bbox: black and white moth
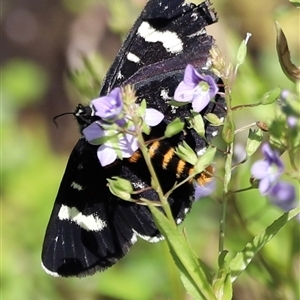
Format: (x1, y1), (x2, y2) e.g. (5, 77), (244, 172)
(42, 0), (226, 277)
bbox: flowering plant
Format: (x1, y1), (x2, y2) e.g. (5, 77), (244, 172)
(173, 64), (219, 112)
(73, 26), (299, 300)
(82, 87), (164, 166)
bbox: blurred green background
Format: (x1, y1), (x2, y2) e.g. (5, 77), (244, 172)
(2, 0), (299, 299)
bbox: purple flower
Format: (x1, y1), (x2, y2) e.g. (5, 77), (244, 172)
(82, 89), (164, 166)
(173, 64), (218, 112)
(287, 116), (297, 128)
(91, 88), (123, 122)
(268, 181), (296, 211)
(280, 89), (290, 100)
(194, 179), (216, 200)
(82, 122), (105, 142)
(96, 131), (139, 166)
(251, 143), (296, 211)
(251, 144), (284, 195)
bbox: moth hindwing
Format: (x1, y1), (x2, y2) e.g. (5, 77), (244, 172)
(42, 0), (225, 277)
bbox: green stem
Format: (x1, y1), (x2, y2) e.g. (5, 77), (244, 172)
(218, 196), (228, 255)
(137, 133), (176, 225)
(227, 186), (255, 196)
(232, 102), (260, 111)
(219, 143), (233, 255)
(234, 122), (257, 134)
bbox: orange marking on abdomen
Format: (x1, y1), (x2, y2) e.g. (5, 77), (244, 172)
(195, 165), (214, 186)
(176, 160), (186, 178)
(148, 141), (160, 158)
(128, 151), (142, 163)
(162, 148), (175, 169)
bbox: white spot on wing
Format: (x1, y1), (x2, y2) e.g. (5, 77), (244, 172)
(176, 218), (183, 225)
(160, 89), (170, 100)
(132, 181), (146, 189)
(127, 52), (141, 63)
(197, 147), (207, 156)
(131, 234), (138, 244)
(133, 230), (164, 243)
(58, 205), (106, 231)
(71, 181), (83, 191)
(212, 130), (219, 137)
(191, 12), (198, 21)
(160, 89), (177, 113)
(170, 105), (178, 114)
(137, 21), (183, 54)
(41, 262), (60, 277)
(187, 28), (206, 38)
(117, 71), (123, 79)
(184, 208), (190, 214)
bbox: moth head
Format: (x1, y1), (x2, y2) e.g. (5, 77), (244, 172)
(74, 104), (98, 130)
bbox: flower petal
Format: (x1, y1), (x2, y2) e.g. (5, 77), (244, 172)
(251, 143), (285, 196)
(194, 179), (216, 200)
(251, 160), (270, 179)
(144, 108), (164, 126)
(174, 65), (218, 112)
(183, 64), (202, 87)
(259, 176), (274, 195)
(97, 143), (117, 166)
(191, 89), (211, 112)
(261, 143), (284, 172)
(287, 116), (297, 127)
(268, 181), (296, 211)
(173, 81), (196, 103)
(118, 133), (139, 158)
(82, 122), (104, 142)
(205, 75), (219, 98)
(92, 87), (123, 121)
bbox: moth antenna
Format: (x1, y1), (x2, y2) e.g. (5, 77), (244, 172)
(53, 112), (75, 128)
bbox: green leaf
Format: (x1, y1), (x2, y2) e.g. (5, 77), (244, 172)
(275, 21), (300, 82)
(190, 114), (205, 137)
(180, 273), (203, 300)
(213, 251), (233, 300)
(204, 113), (224, 126)
(107, 176), (133, 201)
(164, 118), (185, 138)
(147, 203), (216, 300)
(289, 0), (300, 8)
(223, 273), (233, 300)
(194, 146), (217, 175)
(136, 99), (147, 117)
(229, 206), (300, 282)
(223, 143), (233, 193)
(260, 87), (281, 105)
(168, 99), (190, 107)
(218, 250), (229, 270)
(175, 141), (198, 166)
(222, 112), (235, 143)
(142, 122), (151, 135)
(246, 129), (263, 156)
(213, 273), (232, 300)
(221, 273), (233, 300)
(235, 33), (252, 67)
